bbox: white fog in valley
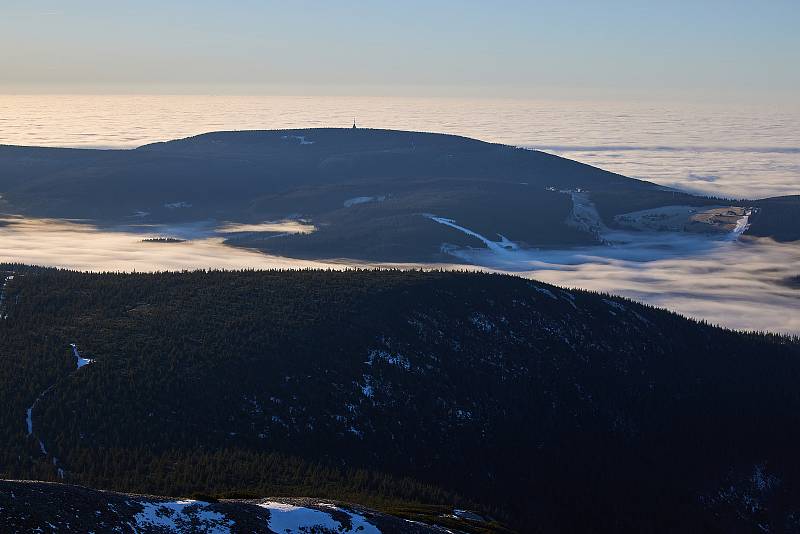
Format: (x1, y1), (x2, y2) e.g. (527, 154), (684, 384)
(453, 233), (800, 335)
(0, 217), (798, 334)
(0, 218), (339, 272)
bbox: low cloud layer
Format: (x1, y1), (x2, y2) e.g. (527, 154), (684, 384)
(0, 217), (797, 334)
(0, 218), (337, 272)
(687, 173), (720, 183)
(1, 95), (798, 200)
(446, 230), (800, 335)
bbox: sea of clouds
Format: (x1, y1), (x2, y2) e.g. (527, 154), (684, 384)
(1, 95), (797, 199)
(0, 95), (797, 333)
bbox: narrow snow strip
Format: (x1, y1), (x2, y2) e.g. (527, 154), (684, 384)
(25, 383), (57, 457)
(0, 273), (14, 319)
(26, 343), (93, 464)
(453, 509), (487, 521)
(164, 201), (192, 209)
(533, 286), (557, 300)
(560, 290), (578, 309)
(425, 215), (515, 253)
(70, 343), (94, 369)
(259, 501), (381, 533)
(133, 500), (234, 533)
(344, 195), (386, 208)
(25, 406), (33, 435)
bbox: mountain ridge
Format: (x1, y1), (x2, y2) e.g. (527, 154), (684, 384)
(1, 128), (796, 263)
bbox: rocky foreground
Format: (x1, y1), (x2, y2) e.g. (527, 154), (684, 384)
(0, 480), (482, 533)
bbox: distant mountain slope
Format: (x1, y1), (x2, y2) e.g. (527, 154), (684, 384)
(3, 128), (795, 262)
(0, 266), (799, 532)
(749, 195), (800, 242)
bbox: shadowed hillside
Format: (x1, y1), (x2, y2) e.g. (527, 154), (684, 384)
(0, 266), (798, 532)
(2, 129), (795, 262)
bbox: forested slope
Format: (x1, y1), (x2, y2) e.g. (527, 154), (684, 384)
(0, 266), (798, 532)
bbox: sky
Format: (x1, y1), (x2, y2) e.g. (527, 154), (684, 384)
(1, 0), (799, 101)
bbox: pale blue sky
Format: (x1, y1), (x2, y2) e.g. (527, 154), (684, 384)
(1, 0), (798, 101)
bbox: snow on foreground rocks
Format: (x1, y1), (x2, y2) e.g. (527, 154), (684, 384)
(132, 498), (383, 533)
(134, 499), (234, 533)
(0, 480), (476, 532)
(259, 501), (382, 533)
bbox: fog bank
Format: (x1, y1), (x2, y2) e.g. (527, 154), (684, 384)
(0, 217), (797, 334)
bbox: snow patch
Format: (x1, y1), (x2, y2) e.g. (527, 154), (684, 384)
(281, 135), (314, 145)
(730, 209), (752, 240)
(564, 191), (606, 239)
(133, 500), (233, 533)
(71, 343), (94, 369)
(344, 195), (386, 208)
(360, 375), (375, 399)
(469, 312), (496, 333)
(217, 220), (316, 235)
(366, 349), (411, 370)
(455, 409), (473, 422)
(259, 501), (381, 533)
(164, 201), (192, 209)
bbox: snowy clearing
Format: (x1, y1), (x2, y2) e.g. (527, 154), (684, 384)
(564, 191), (606, 238)
(615, 205), (750, 236)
